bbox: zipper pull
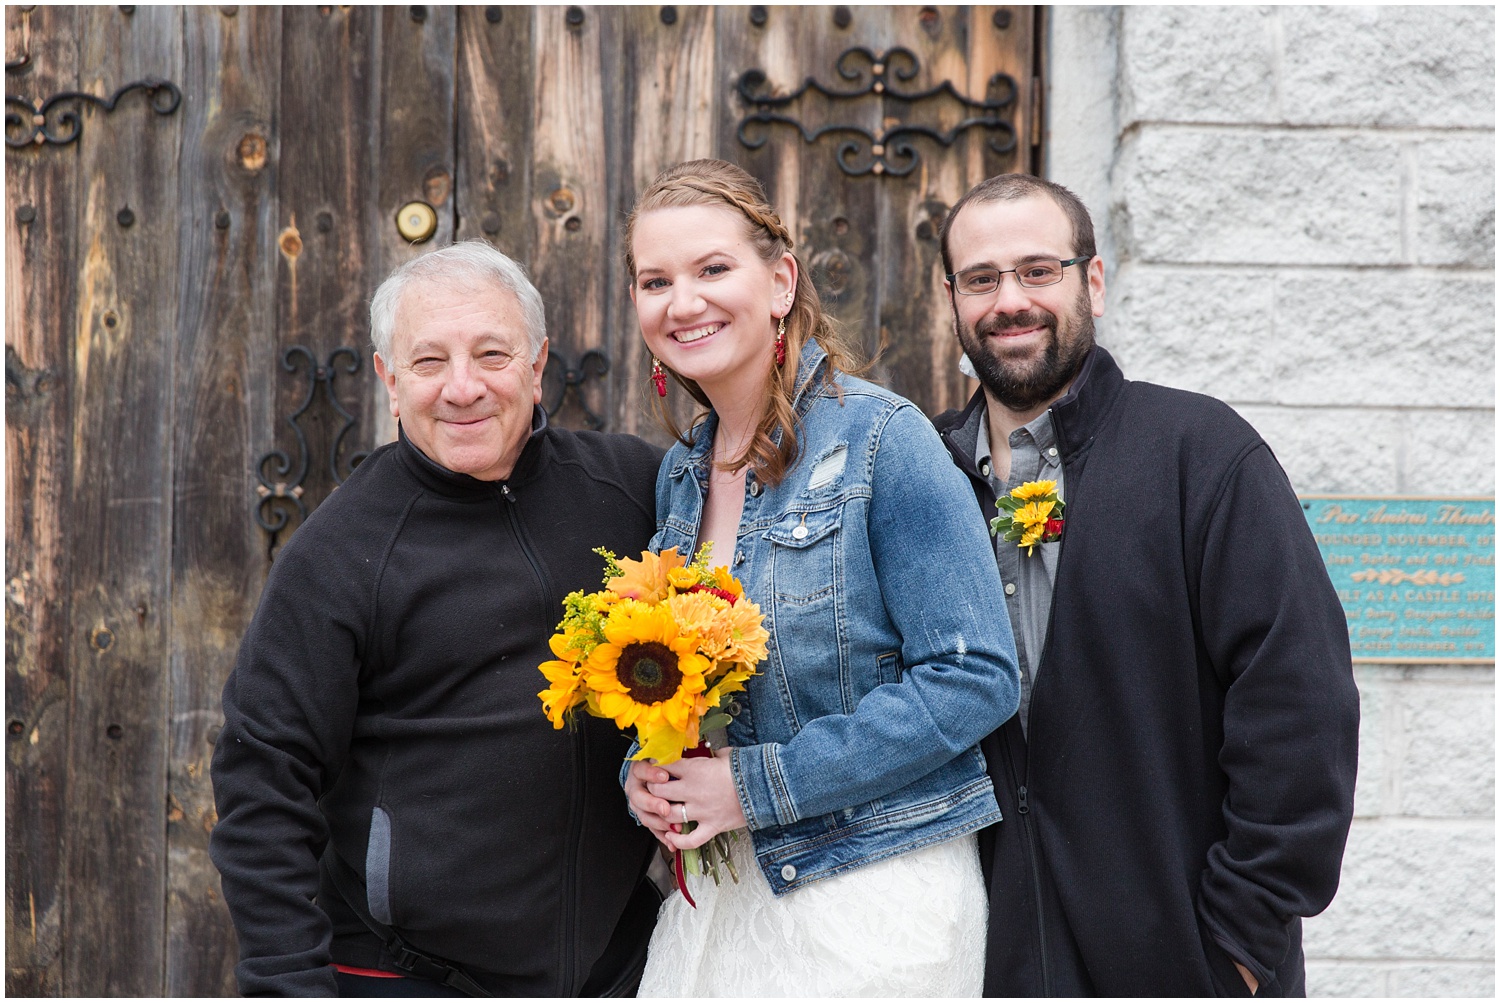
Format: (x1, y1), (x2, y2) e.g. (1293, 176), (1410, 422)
(1017, 785), (1029, 814)
(501, 484), (516, 503)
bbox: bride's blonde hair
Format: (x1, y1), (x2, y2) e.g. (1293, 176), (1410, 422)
(626, 159), (866, 487)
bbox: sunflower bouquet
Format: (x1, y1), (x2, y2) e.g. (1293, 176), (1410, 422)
(537, 545), (769, 903)
(992, 479), (1066, 556)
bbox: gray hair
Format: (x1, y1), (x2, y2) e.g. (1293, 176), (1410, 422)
(369, 240), (548, 361)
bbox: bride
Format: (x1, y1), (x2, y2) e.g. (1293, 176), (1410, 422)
(622, 159), (1020, 997)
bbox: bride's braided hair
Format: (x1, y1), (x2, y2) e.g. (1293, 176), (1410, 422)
(626, 159), (866, 486)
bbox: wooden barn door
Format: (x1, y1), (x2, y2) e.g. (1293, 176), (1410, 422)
(4, 6), (1038, 995)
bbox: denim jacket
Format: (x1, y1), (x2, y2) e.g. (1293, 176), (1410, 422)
(650, 342), (1020, 895)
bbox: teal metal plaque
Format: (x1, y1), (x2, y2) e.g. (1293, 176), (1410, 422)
(1301, 497), (1495, 663)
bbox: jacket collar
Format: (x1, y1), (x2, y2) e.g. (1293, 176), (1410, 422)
(396, 404), (550, 496)
(936, 345), (1125, 465)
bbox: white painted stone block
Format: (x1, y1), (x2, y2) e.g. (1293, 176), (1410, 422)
(1115, 129), (1404, 265)
(1398, 681), (1496, 817)
(1268, 271), (1494, 408)
(1305, 961), (1388, 997)
(1106, 268), (1493, 409)
(1400, 410), (1497, 494)
(1415, 136), (1497, 266)
(1281, 6), (1496, 129)
(1103, 265), (1274, 401)
(1045, 5), (1121, 267)
(1390, 962), (1497, 997)
(1351, 673), (1390, 819)
(1119, 6), (1275, 125)
(1303, 820), (1494, 958)
(1233, 406), (1402, 495)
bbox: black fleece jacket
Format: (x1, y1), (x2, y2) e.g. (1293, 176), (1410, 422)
(210, 413), (662, 996)
(935, 347), (1358, 997)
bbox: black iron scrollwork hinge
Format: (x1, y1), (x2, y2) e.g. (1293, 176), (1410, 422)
(736, 46), (1017, 177)
(543, 349), (610, 430)
(4, 78), (181, 148)
(254, 347), (368, 555)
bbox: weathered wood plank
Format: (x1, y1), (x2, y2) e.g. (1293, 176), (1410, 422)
(269, 6), (380, 546)
(873, 5), (996, 415)
(370, 5), (457, 443)
(4, 5), (81, 995)
(717, 5), (887, 391)
(164, 7), (281, 995)
(454, 5), (534, 264)
(529, 5), (614, 432)
(609, 5), (719, 439)
(62, 5), (183, 994)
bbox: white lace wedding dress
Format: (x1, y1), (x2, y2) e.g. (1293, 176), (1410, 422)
(636, 831), (986, 997)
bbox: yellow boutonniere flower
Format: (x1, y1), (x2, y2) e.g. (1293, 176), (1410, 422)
(991, 481), (1066, 556)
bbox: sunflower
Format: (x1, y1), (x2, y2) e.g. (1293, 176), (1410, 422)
(584, 599), (710, 763)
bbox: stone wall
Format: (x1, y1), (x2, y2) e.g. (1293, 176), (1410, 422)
(1047, 6), (1495, 997)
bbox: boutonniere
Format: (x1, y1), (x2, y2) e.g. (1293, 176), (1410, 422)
(991, 480), (1065, 556)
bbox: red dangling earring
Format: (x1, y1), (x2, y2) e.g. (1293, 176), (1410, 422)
(774, 316), (787, 366)
(651, 356), (668, 398)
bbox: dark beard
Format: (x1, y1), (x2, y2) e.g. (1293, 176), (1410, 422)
(955, 290), (1095, 412)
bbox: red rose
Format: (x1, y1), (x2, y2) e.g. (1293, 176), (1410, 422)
(1045, 518), (1065, 537)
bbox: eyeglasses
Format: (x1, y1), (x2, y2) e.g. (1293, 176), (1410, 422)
(946, 257), (1092, 296)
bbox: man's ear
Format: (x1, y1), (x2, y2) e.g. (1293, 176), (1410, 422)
(373, 351), (400, 418)
(530, 338), (549, 406)
(1086, 256), (1106, 319)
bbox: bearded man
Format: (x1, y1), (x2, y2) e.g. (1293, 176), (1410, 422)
(933, 175), (1359, 997)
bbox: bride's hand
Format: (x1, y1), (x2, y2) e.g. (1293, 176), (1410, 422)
(624, 760), (678, 848)
(647, 748), (747, 850)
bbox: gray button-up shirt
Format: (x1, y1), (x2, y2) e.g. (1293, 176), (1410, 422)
(976, 408), (1064, 735)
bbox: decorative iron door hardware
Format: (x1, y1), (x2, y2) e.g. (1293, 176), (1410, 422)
(543, 349), (610, 430)
(736, 46), (1017, 177)
(4, 78), (181, 148)
(254, 346), (368, 552)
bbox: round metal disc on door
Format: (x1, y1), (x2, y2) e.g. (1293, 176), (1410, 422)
(395, 201), (437, 243)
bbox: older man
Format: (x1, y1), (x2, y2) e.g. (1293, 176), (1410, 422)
(934, 176), (1359, 996)
(211, 242), (662, 996)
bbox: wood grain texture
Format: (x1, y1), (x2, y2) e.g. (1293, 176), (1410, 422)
(2, 8), (1041, 995)
(609, 5), (719, 437)
(270, 6), (380, 540)
(454, 5), (535, 262)
(164, 7), (281, 995)
(529, 6), (614, 432)
(875, 5), (992, 414)
(372, 5), (457, 445)
(4, 5), (81, 995)
(62, 5), (182, 993)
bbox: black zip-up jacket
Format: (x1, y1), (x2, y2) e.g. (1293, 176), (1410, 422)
(935, 347), (1358, 997)
(210, 412), (662, 996)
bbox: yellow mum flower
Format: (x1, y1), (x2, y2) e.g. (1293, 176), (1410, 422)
(716, 599), (770, 666)
(666, 591), (730, 654)
(1010, 480), (1058, 503)
(666, 566), (701, 592)
(584, 600), (710, 763)
(1012, 499), (1056, 526)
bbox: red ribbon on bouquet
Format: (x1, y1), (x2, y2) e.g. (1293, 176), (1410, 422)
(670, 742), (715, 909)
